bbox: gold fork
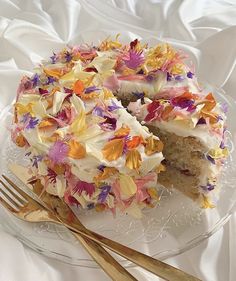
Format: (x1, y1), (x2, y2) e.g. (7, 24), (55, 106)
(1, 174), (202, 281)
(0, 176), (137, 281)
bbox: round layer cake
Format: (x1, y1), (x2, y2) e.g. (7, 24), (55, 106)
(11, 36), (228, 216)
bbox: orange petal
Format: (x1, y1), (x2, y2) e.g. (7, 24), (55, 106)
(73, 80), (85, 95)
(161, 105), (173, 121)
(38, 119), (56, 129)
(15, 134), (27, 147)
(43, 132), (61, 142)
(68, 139), (86, 159)
(125, 149), (142, 170)
(114, 125), (130, 137)
(145, 136), (163, 156)
(53, 164), (66, 175)
(126, 136), (143, 149)
(94, 167), (118, 182)
(201, 110), (218, 124)
(102, 138), (124, 161)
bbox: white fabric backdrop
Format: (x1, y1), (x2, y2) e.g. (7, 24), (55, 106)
(0, 0), (236, 280)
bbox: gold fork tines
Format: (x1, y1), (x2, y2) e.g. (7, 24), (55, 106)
(0, 176), (138, 281)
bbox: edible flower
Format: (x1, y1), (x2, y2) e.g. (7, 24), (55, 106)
(145, 136), (164, 155)
(68, 139), (86, 159)
(126, 136), (143, 149)
(114, 125), (130, 137)
(73, 180), (95, 197)
(73, 80), (85, 95)
(102, 138), (125, 161)
(98, 185), (111, 203)
(123, 49), (145, 70)
(125, 149), (142, 170)
(48, 141), (69, 163)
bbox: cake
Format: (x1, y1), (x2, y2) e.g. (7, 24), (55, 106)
(11, 35), (228, 216)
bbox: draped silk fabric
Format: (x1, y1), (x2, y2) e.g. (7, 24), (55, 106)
(0, 0), (235, 280)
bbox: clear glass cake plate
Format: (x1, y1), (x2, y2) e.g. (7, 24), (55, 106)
(0, 88), (235, 268)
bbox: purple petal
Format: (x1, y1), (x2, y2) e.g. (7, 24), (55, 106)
(97, 164), (105, 171)
(100, 116), (117, 131)
(98, 185), (111, 203)
(31, 73), (40, 87)
(175, 75), (185, 81)
(220, 141), (225, 149)
(171, 98), (194, 109)
(85, 86), (100, 94)
(124, 50), (145, 70)
(206, 154), (215, 164)
(48, 141), (69, 163)
(26, 117), (39, 129)
(132, 92), (144, 99)
(93, 106), (104, 117)
(197, 117), (206, 125)
(46, 76), (56, 85)
(187, 71), (194, 79)
(167, 72), (172, 81)
(50, 52), (57, 64)
(32, 155), (43, 168)
(65, 51), (72, 62)
(107, 100), (122, 111)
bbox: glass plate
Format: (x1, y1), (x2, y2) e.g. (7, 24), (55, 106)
(0, 89), (235, 268)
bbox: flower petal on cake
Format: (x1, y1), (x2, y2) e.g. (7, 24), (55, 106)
(125, 149), (142, 170)
(114, 125), (130, 137)
(52, 91), (68, 114)
(102, 138), (125, 161)
(119, 174), (137, 199)
(145, 136), (164, 155)
(73, 80), (85, 95)
(88, 56), (116, 73)
(68, 139), (86, 159)
(208, 147), (229, 159)
(94, 167), (118, 182)
(126, 136), (143, 149)
(48, 141), (69, 163)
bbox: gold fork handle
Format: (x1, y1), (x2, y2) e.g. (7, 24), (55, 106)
(70, 226), (201, 281)
(73, 232), (137, 281)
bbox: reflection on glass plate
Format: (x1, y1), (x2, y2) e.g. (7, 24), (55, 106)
(0, 89), (235, 268)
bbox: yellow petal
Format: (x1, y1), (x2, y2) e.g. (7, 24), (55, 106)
(201, 195), (215, 209)
(38, 119), (55, 129)
(102, 138), (124, 161)
(94, 167), (118, 182)
(147, 187), (159, 200)
(156, 163), (166, 174)
(119, 174), (137, 198)
(208, 147), (229, 159)
(125, 149), (142, 170)
(102, 88), (114, 100)
(70, 115), (87, 135)
(68, 139), (86, 159)
(114, 125), (130, 137)
(15, 102), (34, 115)
(145, 136), (164, 156)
